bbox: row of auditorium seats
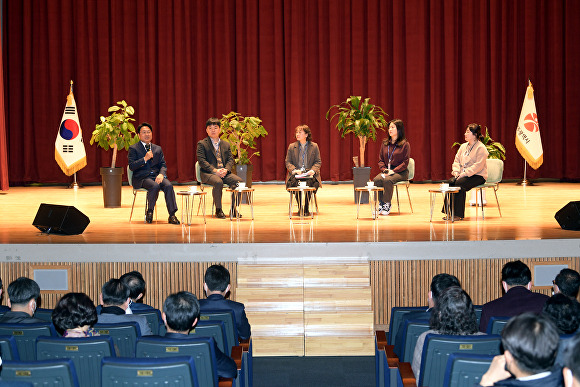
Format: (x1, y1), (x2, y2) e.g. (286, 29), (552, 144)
(0, 309), (252, 387)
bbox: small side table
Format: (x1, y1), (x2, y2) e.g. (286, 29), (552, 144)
(429, 187), (461, 222)
(226, 187), (255, 220)
(355, 186), (383, 219)
(287, 186), (317, 219)
(177, 190), (207, 225)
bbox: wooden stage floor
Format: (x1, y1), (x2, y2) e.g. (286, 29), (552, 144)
(0, 182), (578, 244)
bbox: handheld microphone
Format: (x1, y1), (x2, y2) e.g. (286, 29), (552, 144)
(145, 143), (151, 152)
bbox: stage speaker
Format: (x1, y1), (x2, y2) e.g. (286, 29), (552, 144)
(555, 201), (580, 231)
(32, 203), (90, 235)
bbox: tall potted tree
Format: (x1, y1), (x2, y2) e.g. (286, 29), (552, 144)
(219, 111), (268, 187)
(90, 100), (139, 208)
(326, 96), (389, 202)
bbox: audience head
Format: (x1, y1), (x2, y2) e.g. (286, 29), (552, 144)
(466, 123), (483, 141)
(100, 278), (130, 308)
(430, 286), (478, 335)
(7, 277), (40, 315)
(120, 271), (146, 302)
(204, 264), (231, 295)
(429, 273), (461, 308)
(52, 292), (98, 335)
(501, 313), (559, 377)
(554, 268), (580, 299)
(386, 119), (405, 144)
(295, 124), (312, 142)
(162, 291), (200, 333)
(501, 260), (532, 290)
(542, 293), (580, 334)
(563, 333), (580, 387)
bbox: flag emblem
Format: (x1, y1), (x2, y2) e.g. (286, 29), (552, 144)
(59, 119), (80, 140)
(523, 113), (539, 132)
(55, 82), (87, 176)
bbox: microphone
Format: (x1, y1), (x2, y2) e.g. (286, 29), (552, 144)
(145, 144), (151, 152)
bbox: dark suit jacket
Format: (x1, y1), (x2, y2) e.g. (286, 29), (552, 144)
(199, 294), (251, 340)
(196, 137), (235, 183)
(97, 306), (153, 336)
(285, 141), (322, 186)
(0, 311), (45, 324)
(128, 142), (168, 189)
(479, 286), (549, 332)
(479, 366), (563, 386)
(164, 331), (237, 378)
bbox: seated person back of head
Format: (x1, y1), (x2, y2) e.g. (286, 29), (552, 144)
(162, 291), (237, 379)
(563, 333), (580, 387)
(479, 260), (549, 332)
(199, 264), (251, 340)
(97, 278), (152, 335)
(120, 270), (154, 313)
(52, 292), (100, 337)
(554, 268), (580, 300)
(0, 277), (44, 324)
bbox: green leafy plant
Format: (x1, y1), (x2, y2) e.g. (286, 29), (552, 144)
(452, 126), (506, 160)
(90, 100), (139, 168)
(219, 111), (268, 165)
(326, 96), (389, 167)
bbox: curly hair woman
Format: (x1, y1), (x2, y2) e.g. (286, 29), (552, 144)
(52, 292), (99, 337)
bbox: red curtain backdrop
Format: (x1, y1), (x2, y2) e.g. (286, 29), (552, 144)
(2, 0), (580, 185)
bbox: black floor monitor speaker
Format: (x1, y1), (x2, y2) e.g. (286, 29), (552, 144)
(32, 203), (90, 235)
(555, 201), (580, 231)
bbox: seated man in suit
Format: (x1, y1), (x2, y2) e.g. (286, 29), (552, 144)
(553, 268), (580, 300)
(0, 277), (45, 324)
(197, 117), (243, 219)
(563, 333), (580, 387)
(393, 273), (460, 357)
(128, 122), (179, 224)
(199, 264), (251, 340)
(97, 278), (152, 335)
(479, 260), (549, 332)
(120, 270), (154, 313)
(479, 313), (562, 386)
(162, 291), (237, 379)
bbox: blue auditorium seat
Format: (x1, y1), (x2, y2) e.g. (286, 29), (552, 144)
(101, 356), (199, 387)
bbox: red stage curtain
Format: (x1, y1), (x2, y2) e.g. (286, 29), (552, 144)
(3, 0), (580, 185)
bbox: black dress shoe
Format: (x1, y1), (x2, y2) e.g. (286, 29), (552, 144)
(145, 210), (154, 224)
(168, 215), (180, 225)
(215, 208), (226, 219)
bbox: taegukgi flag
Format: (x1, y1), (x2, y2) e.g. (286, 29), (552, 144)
(515, 81), (543, 169)
(55, 81), (87, 176)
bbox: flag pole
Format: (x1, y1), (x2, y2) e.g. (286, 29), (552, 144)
(65, 80), (83, 189)
(516, 159), (534, 186)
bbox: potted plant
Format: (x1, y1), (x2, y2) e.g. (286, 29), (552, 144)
(219, 111), (268, 188)
(90, 100), (139, 208)
(452, 126), (506, 205)
(326, 96), (389, 202)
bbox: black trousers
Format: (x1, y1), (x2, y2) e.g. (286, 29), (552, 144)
(141, 177), (178, 215)
(287, 175), (319, 210)
(442, 175), (486, 218)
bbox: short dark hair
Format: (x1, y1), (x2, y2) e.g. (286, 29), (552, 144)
(7, 277), (40, 305)
(120, 271), (146, 300)
(430, 286), (478, 335)
(542, 293), (580, 334)
(137, 122), (153, 134)
(101, 278), (130, 306)
(163, 291), (200, 332)
(52, 293), (98, 333)
(554, 268), (580, 298)
(206, 117), (221, 128)
(430, 273), (461, 303)
(501, 260), (531, 286)
(204, 264), (230, 292)
(295, 125), (312, 142)
(564, 333), (580, 381)
(501, 313), (559, 375)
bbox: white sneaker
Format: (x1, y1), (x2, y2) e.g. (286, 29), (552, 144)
(380, 203), (391, 216)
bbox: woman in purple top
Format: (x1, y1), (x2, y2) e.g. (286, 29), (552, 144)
(372, 119), (411, 215)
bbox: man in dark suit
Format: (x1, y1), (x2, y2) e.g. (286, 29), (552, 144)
(120, 271), (154, 313)
(197, 117), (243, 219)
(162, 291), (237, 379)
(479, 260), (549, 332)
(128, 122), (179, 224)
(0, 277), (44, 324)
(199, 264), (251, 340)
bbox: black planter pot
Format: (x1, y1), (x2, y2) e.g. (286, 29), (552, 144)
(234, 164), (253, 204)
(353, 167), (371, 204)
(100, 167), (123, 208)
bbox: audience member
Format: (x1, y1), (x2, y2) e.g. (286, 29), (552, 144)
(162, 291), (237, 379)
(199, 264), (251, 340)
(554, 268), (580, 299)
(542, 293), (580, 334)
(411, 286), (482, 382)
(479, 260), (549, 332)
(479, 313), (562, 386)
(393, 273), (460, 357)
(0, 277), (44, 324)
(97, 278), (152, 335)
(120, 270), (154, 313)
(52, 292), (99, 337)
(563, 333), (580, 387)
